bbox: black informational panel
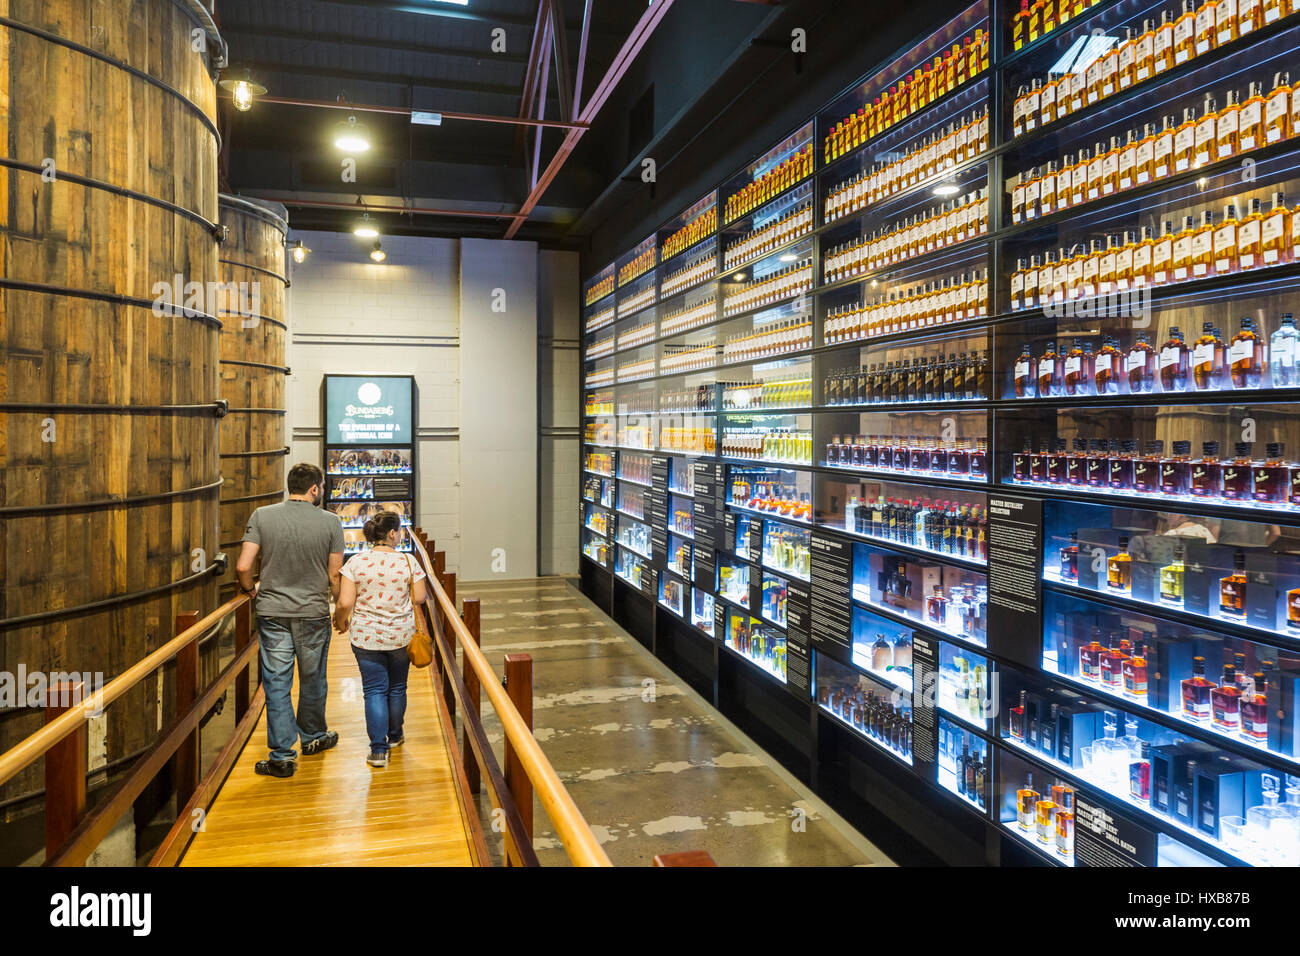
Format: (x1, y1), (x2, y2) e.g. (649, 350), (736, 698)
(910, 631), (939, 773)
(321, 374), (418, 554)
(1074, 791), (1157, 867)
(986, 494), (1043, 669)
(786, 625), (811, 698)
(809, 531), (853, 664)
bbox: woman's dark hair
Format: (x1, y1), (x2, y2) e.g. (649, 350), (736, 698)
(363, 509), (402, 544)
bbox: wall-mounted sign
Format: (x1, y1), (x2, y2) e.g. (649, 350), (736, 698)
(325, 375), (414, 445)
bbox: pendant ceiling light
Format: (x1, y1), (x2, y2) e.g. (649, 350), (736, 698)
(354, 212), (379, 239)
(335, 114), (371, 152)
(290, 240), (310, 264)
(218, 70), (266, 111)
(369, 241), (386, 263)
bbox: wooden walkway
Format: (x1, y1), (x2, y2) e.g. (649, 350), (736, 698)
(181, 630), (473, 866)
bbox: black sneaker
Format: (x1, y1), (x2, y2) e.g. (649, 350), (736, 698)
(255, 759), (295, 778)
(387, 734), (404, 749)
(366, 750), (389, 768)
(301, 731), (339, 755)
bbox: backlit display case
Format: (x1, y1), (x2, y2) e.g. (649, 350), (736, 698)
(577, 0), (1300, 867)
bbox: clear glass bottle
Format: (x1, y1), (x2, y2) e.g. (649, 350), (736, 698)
(1271, 312), (1298, 385)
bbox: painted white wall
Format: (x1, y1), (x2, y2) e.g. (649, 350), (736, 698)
(282, 229), (577, 579)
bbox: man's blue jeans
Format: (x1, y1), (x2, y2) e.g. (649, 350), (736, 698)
(351, 646), (410, 754)
(258, 616), (332, 762)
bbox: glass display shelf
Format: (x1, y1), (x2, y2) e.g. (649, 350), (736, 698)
(1042, 498), (1300, 645)
(691, 587), (716, 636)
(668, 457), (697, 496)
(328, 476), (374, 500)
(759, 571), (788, 628)
(658, 286), (720, 340)
(615, 515), (652, 560)
(326, 447), (413, 475)
(667, 532), (693, 581)
(851, 540), (990, 647)
(998, 687), (1299, 868)
(726, 463), (814, 524)
(721, 122), (815, 228)
(821, 333), (991, 407)
(328, 501), (413, 530)
(616, 450), (652, 486)
(584, 388), (615, 418)
(1043, 587), (1300, 769)
(617, 232), (657, 289)
(761, 517), (812, 581)
(818, 476), (990, 568)
(998, 748), (1079, 865)
(668, 493), (695, 539)
(721, 183), (814, 275)
(723, 411), (814, 469)
(716, 557), (751, 609)
(816, 653), (915, 765)
(583, 502), (613, 538)
(733, 513), (758, 560)
(939, 715), (990, 811)
(658, 236), (718, 302)
(850, 606), (916, 693)
(937, 640), (993, 731)
(343, 527), (413, 555)
(997, 399), (1300, 525)
(585, 300), (617, 335)
(616, 483), (647, 522)
(658, 573), (686, 618)
(581, 528), (611, 567)
(658, 189), (718, 265)
(723, 606), (788, 684)
(584, 261), (615, 309)
(614, 546), (652, 590)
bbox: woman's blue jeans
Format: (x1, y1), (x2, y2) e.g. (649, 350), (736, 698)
(351, 645), (411, 753)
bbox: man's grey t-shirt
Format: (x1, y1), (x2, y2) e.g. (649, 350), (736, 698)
(243, 500), (345, 618)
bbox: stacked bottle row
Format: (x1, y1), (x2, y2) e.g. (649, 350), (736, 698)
(584, 420), (613, 445)
(828, 435), (990, 480)
(822, 189), (989, 284)
(728, 474), (814, 520)
(587, 333), (614, 359)
(721, 375), (813, 410)
(825, 352), (988, 405)
(1009, 0), (1108, 50)
(585, 303), (615, 333)
(584, 390), (613, 416)
(723, 144), (815, 224)
(944, 731), (989, 809)
(823, 28), (990, 163)
(618, 392), (655, 415)
(660, 254), (717, 299)
(845, 495), (989, 561)
(659, 425), (717, 454)
(819, 683), (915, 759)
(823, 271), (990, 344)
(586, 367), (614, 389)
(1011, 78), (1300, 225)
(618, 244), (656, 287)
(585, 273), (614, 307)
(719, 316), (813, 364)
(584, 451), (613, 475)
(723, 261), (814, 316)
(617, 321), (655, 351)
(1013, 319), (1297, 399)
(824, 108), (990, 225)
(617, 357), (656, 382)
(722, 427), (813, 464)
(660, 343), (716, 375)
(1010, 195), (1298, 311)
(1013, 773), (1077, 859)
(1010, 3), (1299, 142)
(1011, 438), (1298, 505)
(582, 536), (610, 565)
(618, 453), (652, 485)
(662, 205), (717, 261)
(724, 201), (813, 270)
(617, 519), (652, 558)
(660, 295), (717, 336)
(726, 615), (787, 681)
(660, 384), (719, 413)
(617, 284), (656, 319)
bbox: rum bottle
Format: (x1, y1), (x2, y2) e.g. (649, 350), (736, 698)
(1238, 196), (1264, 269)
(1193, 321), (1224, 389)
(1265, 70), (1292, 145)
(1095, 335), (1122, 394)
(1239, 81), (1266, 151)
(1221, 442), (1254, 499)
(1254, 441), (1289, 502)
(1271, 313), (1298, 385)
(1017, 773), (1041, 830)
(1211, 662), (1243, 731)
(1161, 543), (1187, 603)
(1162, 440), (1193, 494)
(1037, 340), (1062, 397)
(1060, 530), (1079, 580)
(1181, 656), (1216, 722)
(1108, 535), (1133, 591)
(1135, 440), (1163, 492)
(1261, 190), (1290, 267)
(1229, 315), (1264, 388)
(1241, 673), (1269, 741)
(1213, 202), (1239, 276)
(1126, 332), (1156, 392)
(1191, 440), (1223, 496)
(1159, 326), (1190, 391)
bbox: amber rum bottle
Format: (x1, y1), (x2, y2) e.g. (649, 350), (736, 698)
(1160, 326), (1191, 390)
(1229, 315), (1264, 388)
(1220, 549), (1248, 613)
(1193, 322), (1224, 388)
(1221, 442), (1254, 499)
(1190, 440), (1223, 496)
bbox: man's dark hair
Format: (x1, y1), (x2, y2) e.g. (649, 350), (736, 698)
(286, 462), (324, 495)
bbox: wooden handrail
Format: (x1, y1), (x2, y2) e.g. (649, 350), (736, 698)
(0, 595), (250, 790)
(408, 534), (613, 867)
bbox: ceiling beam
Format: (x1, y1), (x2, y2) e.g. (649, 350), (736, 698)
(227, 92), (588, 128)
(505, 0), (675, 239)
(530, 17), (553, 189)
(547, 0), (573, 123)
(235, 59), (529, 98)
(573, 0), (593, 115)
(221, 24), (529, 64)
(277, 0), (625, 33)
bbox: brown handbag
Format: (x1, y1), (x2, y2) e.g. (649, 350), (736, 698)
(404, 554), (433, 668)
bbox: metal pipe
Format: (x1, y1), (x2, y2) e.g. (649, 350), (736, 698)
(255, 196), (520, 221)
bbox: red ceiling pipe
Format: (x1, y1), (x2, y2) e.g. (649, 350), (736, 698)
(252, 197), (521, 220)
(505, 0), (675, 239)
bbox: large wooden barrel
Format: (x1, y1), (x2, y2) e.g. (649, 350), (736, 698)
(0, 0), (223, 805)
(216, 196), (289, 589)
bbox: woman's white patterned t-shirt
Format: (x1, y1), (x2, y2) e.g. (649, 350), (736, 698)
(341, 550), (426, 650)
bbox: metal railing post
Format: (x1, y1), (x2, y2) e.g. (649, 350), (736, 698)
(503, 653), (533, 866)
(461, 598), (481, 794)
(43, 681), (87, 859)
(174, 611), (201, 808)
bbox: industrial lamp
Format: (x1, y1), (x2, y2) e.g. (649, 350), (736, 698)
(369, 241), (386, 263)
(219, 70), (266, 111)
(335, 114), (371, 152)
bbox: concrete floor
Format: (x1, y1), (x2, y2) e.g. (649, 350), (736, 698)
(459, 576), (892, 867)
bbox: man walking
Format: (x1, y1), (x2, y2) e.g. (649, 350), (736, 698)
(236, 463), (346, 777)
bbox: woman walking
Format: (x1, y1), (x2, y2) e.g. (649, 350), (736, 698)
(333, 511), (426, 768)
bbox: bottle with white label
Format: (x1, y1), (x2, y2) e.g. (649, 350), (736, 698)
(1270, 312), (1298, 386)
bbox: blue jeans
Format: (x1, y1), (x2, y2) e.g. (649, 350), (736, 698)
(351, 646), (410, 754)
(258, 616), (332, 762)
